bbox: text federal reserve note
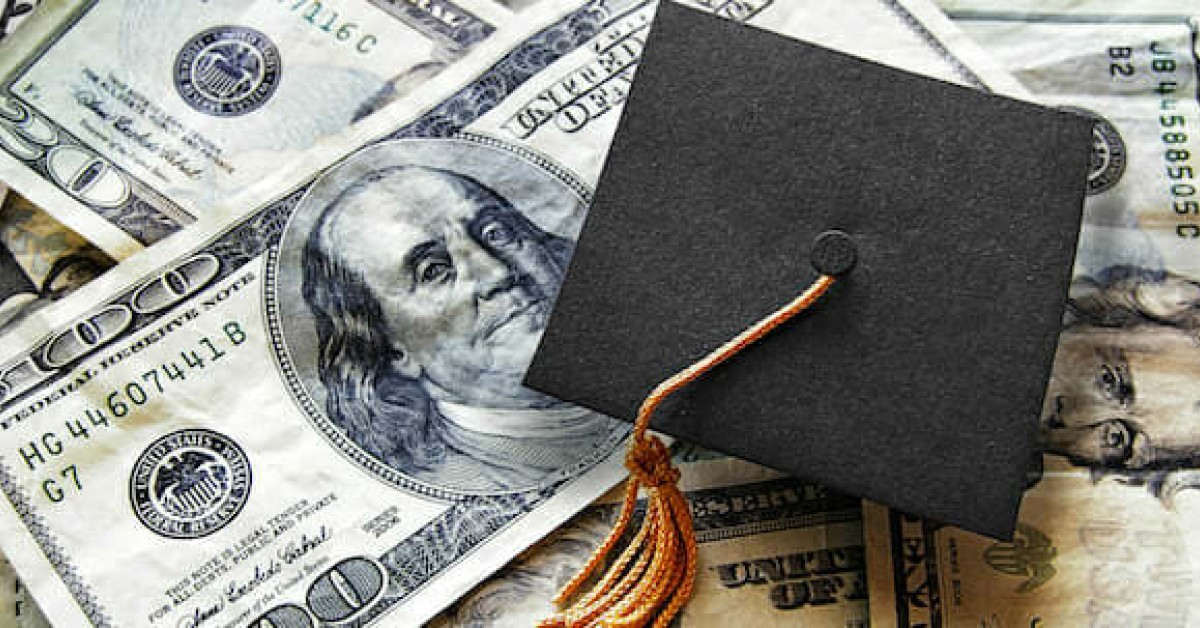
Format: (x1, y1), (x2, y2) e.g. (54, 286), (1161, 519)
(0, 0), (510, 258)
(868, 6), (1200, 626)
(0, 0), (1030, 625)
(431, 458), (868, 628)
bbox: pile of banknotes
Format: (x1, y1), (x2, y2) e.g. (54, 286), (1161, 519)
(0, 0), (1196, 625)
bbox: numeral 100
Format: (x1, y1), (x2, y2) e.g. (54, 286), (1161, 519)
(0, 254), (221, 404)
(250, 557), (387, 627)
(0, 96), (130, 208)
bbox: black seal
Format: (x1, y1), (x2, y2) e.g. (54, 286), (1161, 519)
(1060, 107), (1126, 196)
(174, 26), (281, 117)
(810, 230), (857, 276)
(130, 429), (251, 539)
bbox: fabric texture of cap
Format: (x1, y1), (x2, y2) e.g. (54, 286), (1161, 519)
(525, 1), (1093, 539)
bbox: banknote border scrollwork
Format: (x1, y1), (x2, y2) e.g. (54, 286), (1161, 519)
(878, 0), (988, 92)
(0, 0), (192, 245)
(364, 492), (539, 622)
(696, 508), (861, 544)
(457, 130), (594, 205)
(688, 478), (863, 543)
(367, 0), (497, 53)
(385, 0), (630, 142)
(0, 457), (113, 627)
(0, 0), (1018, 622)
(944, 9), (1194, 25)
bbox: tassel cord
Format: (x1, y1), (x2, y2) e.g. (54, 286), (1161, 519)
(539, 274), (837, 628)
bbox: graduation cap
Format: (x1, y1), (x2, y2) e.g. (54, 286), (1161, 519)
(529, 3), (1091, 625)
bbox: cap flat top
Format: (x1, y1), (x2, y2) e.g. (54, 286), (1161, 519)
(525, 1), (1091, 539)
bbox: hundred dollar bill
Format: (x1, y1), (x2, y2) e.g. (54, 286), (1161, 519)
(430, 458), (868, 628)
(948, 6), (1200, 279)
(210, 0), (1032, 226)
(0, 0), (512, 259)
(867, 7), (1200, 627)
(0, 0), (1031, 626)
(0, 185), (51, 628)
(0, 182), (108, 628)
(864, 472), (1198, 628)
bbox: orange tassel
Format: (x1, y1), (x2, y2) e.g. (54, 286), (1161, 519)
(539, 274), (837, 628)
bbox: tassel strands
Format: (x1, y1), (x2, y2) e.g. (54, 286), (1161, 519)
(539, 274), (838, 628)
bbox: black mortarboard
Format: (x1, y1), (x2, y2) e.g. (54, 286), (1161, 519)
(524, 2), (1091, 539)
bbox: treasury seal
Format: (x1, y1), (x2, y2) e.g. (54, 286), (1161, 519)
(130, 429), (252, 539)
(174, 26), (281, 117)
(1062, 107), (1126, 196)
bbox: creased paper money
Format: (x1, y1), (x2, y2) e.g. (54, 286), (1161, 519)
(0, 550), (50, 628)
(0, 0), (1033, 625)
(0, 0), (512, 258)
(868, 6), (1200, 627)
(0, 0), (41, 44)
(430, 457), (869, 628)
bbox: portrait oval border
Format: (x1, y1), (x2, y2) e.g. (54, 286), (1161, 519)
(264, 135), (626, 501)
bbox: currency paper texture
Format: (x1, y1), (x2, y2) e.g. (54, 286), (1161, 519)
(0, 185), (114, 332)
(0, 0), (512, 258)
(0, 0), (114, 594)
(868, 5), (1200, 626)
(0, 551), (50, 628)
(938, 0), (1187, 17)
(0, 0), (42, 44)
(430, 457), (868, 627)
(0, 0), (1031, 626)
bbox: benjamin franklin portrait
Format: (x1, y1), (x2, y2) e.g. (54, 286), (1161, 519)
(1033, 265), (1200, 504)
(272, 140), (625, 494)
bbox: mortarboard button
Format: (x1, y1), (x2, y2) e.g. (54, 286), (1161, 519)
(810, 229), (857, 277)
(530, 3), (1094, 623)
(525, 1), (1092, 542)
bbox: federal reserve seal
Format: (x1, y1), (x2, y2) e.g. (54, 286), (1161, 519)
(130, 429), (251, 539)
(1062, 107), (1126, 195)
(174, 26), (281, 117)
